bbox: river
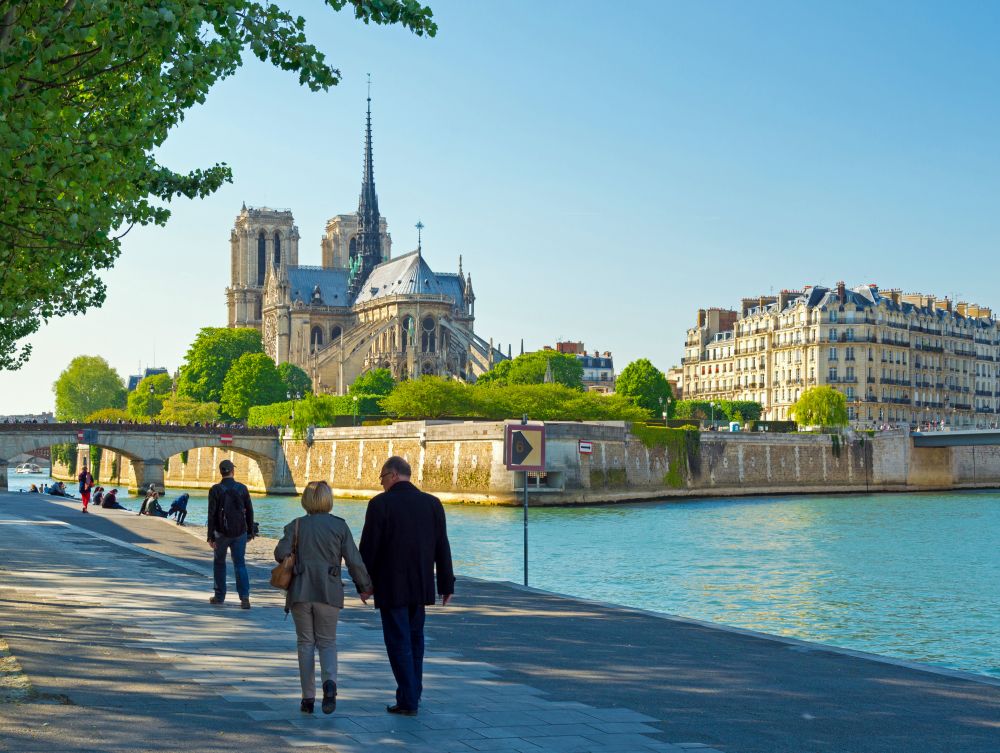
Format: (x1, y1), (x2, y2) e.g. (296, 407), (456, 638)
(11, 473), (999, 679)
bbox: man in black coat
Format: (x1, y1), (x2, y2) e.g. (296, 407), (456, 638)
(360, 456), (455, 716)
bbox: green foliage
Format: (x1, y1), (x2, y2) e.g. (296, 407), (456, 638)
(477, 351), (584, 390)
(674, 399), (763, 423)
(631, 425), (701, 488)
(53, 356), (126, 421)
(126, 373), (173, 418)
(615, 359), (672, 415)
(51, 443), (77, 475)
(381, 377), (650, 421)
(157, 395), (220, 425)
(0, 1), (436, 370)
(89, 446), (103, 479)
(247, 394), (383, 434)
(220, 352), (285, 420)
(277, 362), (312, 397)
(176, 328), (262, 403)
(85, 407), (130, 423)
(350, 368), (395, 397)
(790, 386), (849, 427)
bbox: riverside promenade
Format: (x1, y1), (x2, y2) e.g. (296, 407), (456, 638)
(0, 492), (997, 753)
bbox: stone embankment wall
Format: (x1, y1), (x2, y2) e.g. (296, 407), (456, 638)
(49, 423), (1000, 505)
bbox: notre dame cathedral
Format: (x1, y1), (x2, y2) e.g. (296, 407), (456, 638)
(225, 95), (505, 394)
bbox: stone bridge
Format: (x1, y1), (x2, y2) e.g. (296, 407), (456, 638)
(912, 429), (1000, 447)
(0, 423), (285, 494)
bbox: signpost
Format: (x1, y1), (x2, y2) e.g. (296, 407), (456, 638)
(578, 440), (593, 454)
(505, 420), (545, 586)
(219, 434), (233, 445)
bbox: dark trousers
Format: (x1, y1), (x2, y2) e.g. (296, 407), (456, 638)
(213, 533), (249, 600)
(379, 605), (426, 710)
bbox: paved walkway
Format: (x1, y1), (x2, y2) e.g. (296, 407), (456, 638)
(0, 492), (997, 753)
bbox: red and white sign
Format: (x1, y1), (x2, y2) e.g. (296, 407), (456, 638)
(77, 431), (85, 441)
(578, 440), (593, 454)
(219, 434), (233, 445)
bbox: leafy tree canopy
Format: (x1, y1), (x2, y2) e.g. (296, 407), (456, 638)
(84, 407), (130, 423)
(0, 0), (436, 370)
(176, 328), (262, 403)
(53, 356), (126, 421)
(277, 362), (312, 398)
(615, 359), (672, 415)
(350, 368), (395, 397)
(126, 372), (173, 418)
(674, 399), (763, 423)
(220, 352), (285, 419)
(477, 351), (583, 389)
(790, 386), (848, 427)
(158, 395), (220, 425)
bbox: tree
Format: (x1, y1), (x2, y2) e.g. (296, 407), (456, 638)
(615, 359), (672, 415)
(475, 359), (512, 386)
(350, 368), (395, 397)
(0, 1), (437, 370)
(277, 362), (312, 397)
(790, 386), (848, 427)
(126, 372), (173, 418)
(53, 356), (126, 421)
(85, 407), (130, 423)
(220, 352), (286, 420)
(158, 395), (220, 425)
(478, 351), (584, 389)
(381, 377), (475, 418)
(176, 328), (262, 403)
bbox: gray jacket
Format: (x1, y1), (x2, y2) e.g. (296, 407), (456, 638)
(274, 513), (372, 610)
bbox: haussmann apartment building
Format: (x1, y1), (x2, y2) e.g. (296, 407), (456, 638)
(682, 283), (1000, 428)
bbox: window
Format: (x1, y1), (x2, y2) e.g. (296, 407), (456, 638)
(829, 347), (838, 361)
(310, 326), (324, 352)
(421, 316), (436, 353)
(273, 231), (282, 267)
(257, 231), (266, 285)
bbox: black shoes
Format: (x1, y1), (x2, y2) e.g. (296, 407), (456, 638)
(386, 704), (417, 717)
(322, 680), (337, 714)
(300, 698), (314, 714)
(240, 599), (251, 609)
(209, 596), (224, 605)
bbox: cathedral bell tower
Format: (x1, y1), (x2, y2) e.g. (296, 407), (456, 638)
(227, 204), (299, 330)
(346, 87), (383, 302)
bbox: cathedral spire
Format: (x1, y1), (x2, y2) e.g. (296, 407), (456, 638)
(348, 74), (383, 302)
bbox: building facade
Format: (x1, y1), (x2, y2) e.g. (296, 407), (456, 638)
(225, 96), (504, 393)
(683, 283), (1000, 428)
(549, 341), (616, 392)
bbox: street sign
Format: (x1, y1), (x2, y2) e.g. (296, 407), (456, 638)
(219, 434), (233, 445)
(78, 429), (97, 443)
(505, 424), (545, 472)
(578, 440), (593, 454)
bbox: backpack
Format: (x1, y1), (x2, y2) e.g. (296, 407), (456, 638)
(216, 485), (248, 537)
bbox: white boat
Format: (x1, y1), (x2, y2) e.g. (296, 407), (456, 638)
(14, 463), (43, 474)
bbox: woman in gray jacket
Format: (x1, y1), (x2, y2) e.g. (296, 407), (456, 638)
(275, 480), (373, 714)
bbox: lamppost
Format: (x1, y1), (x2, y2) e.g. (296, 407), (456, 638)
(710, 401), (716, 428)
(148, 384), (155, 422)
(352, 396), (359, 427)
(287, 391), (301, 423)
(659, 395), (672, 426)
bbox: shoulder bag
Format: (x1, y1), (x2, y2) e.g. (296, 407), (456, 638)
(270, 518), (299, 590)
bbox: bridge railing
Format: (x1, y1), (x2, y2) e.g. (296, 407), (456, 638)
(0, 421), (280, 437)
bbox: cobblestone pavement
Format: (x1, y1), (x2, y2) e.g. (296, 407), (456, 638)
(0, 497), (713, 753)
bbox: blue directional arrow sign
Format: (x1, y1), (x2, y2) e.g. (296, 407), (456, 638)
(505, 424), (545, 471)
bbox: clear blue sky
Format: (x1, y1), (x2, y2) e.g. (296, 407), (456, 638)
(4, 0), (1000, 413)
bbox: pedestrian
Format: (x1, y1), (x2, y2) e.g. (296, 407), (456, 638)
(274, 481), (373, 715)
(207, 459), (255, 609)
(360, 456), (454, 717)
(167, 493), (189, 525)
(78, 465), (94, 513)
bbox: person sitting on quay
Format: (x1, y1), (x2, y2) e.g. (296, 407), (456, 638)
(138, 485), (158, 515)
(101, 489), (127, 510)
(28, 484), (39, 493)
(47, 482), (74, 498)
(91, 486), (105, 509)
(167, 493), (190, 526)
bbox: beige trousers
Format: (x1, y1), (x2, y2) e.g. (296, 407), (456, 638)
(291, 601), (341, 699)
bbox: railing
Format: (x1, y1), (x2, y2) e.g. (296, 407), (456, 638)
(0, 421), (279, 436)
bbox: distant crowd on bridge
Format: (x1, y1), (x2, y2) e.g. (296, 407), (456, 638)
(0, 419), (279, 436)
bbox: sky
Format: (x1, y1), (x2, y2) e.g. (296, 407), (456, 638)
(4, 0), (1000, 414)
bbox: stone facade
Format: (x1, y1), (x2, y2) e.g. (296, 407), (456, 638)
(683, 284), (1000, 429)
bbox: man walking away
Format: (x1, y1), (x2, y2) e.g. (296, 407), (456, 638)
(360, 456), (454, 716)
(207, 459), (255, 609)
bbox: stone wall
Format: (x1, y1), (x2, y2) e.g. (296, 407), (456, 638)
(46, 422), (1000, 505)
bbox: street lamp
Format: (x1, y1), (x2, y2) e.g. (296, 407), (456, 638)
(352, 396), (359, 427)
(287, 391), (301, 423)
(710, 401), (716, 428)
(660, 395), (672, 426)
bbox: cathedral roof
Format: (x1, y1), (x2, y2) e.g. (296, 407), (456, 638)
(287, 266), (349, 305)
(353, 250), (463, 306)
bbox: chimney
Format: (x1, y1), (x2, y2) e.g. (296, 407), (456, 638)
(836, 280), (846, 300)
(698, 309), (706, 327)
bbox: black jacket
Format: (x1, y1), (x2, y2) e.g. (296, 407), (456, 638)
(207, 477), (254, 543)
(360, 480), (455, 608)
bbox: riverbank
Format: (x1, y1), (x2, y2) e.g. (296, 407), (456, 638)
(1, 491), (998, 753)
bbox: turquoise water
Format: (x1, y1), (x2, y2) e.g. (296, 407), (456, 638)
(10, 473), (999, 678)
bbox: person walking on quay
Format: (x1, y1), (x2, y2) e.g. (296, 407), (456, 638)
(207, 459), (255, 609)
(360, 456), (455, 717)
(78, 465), (94, 513)
(274, 481), (373, 715)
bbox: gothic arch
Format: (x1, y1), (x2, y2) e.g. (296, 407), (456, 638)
(331, 325), (342, 341)
(273, 230), (282, 267)
(310, 326), (324, 352)
(257, 231), (266, 285)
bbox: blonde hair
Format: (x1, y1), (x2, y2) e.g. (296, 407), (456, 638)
(301, 480), (334, 514)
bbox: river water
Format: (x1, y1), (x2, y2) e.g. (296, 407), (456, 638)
(11, 473), (999, 679)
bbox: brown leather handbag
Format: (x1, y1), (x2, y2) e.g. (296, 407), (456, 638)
(270, 519), (299, 590)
